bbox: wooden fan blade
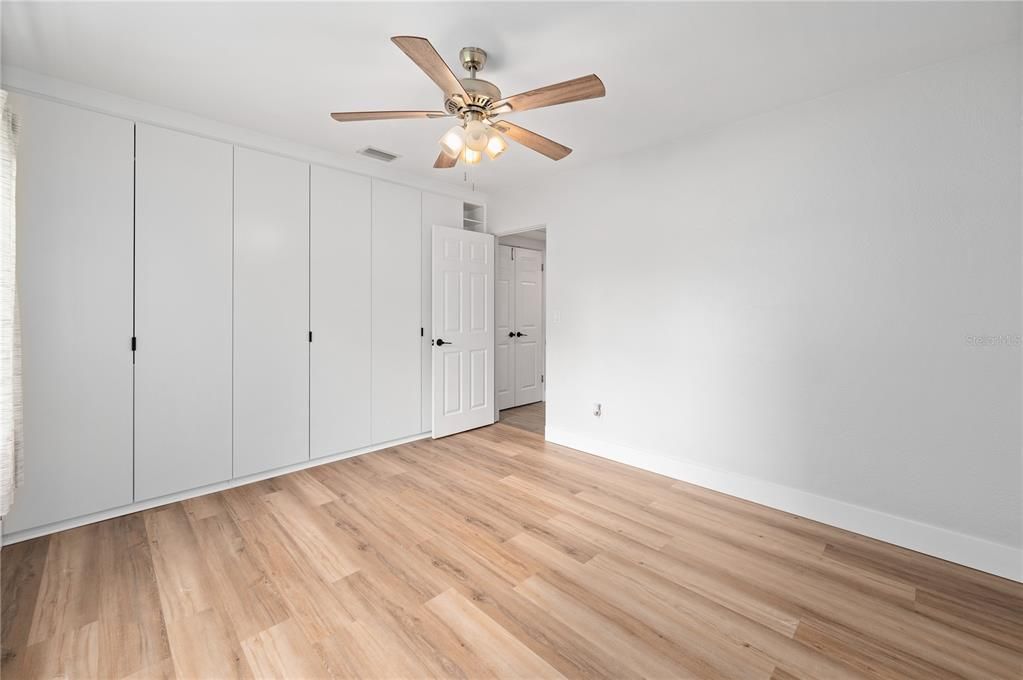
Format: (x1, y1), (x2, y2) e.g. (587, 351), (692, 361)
(391, 36), (470, 100)
(434, 151), (458, 169)
(491, 74), (605, 114)
(492, 121), (572, 161)
(331, 110), (448, 122)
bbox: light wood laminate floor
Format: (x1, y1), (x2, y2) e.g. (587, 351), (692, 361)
(2, 421), (1021, 679)
(499, 401), (545, 435)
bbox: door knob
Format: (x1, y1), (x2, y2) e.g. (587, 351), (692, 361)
(435, 338), (451, 346)
(516, 332), (527, 337)
(508, 332), (515, 338)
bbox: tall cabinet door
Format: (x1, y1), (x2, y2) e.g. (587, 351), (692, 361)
(234, 148), (310, 477)
(134, 125), (233, 501)
(420, 192), (463, 431)
(310, 166), (372, 458)
(371, 180), (422, 442)
(495, 245), (516, 411)
(4, 95), (133, 533)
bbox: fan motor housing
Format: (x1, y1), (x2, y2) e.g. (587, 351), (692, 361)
(446, 78), (502, 115)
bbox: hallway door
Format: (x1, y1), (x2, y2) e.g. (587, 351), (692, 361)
(495, 245), (545, 410)
(495, 245), (516, 410)
(512, 247), (544, 406)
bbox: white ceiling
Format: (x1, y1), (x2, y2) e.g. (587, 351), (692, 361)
(2, 2), (1019, 191)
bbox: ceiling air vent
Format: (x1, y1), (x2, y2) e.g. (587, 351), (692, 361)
(357, 147), (400, 163)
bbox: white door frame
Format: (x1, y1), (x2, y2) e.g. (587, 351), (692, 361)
(493, 225), (547, 419)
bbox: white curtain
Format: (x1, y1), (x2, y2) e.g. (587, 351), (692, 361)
(0, 90), (23, 518)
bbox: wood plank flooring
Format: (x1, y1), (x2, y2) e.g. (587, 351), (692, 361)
(3, 420), (1021, 679)
(499, 402), (545, 435)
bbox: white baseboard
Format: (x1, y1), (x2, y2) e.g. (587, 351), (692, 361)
(1, 432), (431, 546)
(545, 427), (1022, 582)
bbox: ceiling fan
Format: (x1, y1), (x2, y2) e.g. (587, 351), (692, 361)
(330, 36), (605, 168)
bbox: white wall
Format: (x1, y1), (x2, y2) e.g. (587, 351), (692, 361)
(488, 43), (1022, 579)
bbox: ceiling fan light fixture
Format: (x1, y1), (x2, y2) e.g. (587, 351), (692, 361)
(485, 129), (508, 160)
(439, 125), (465, 158)
(464, 118), (489, 152)
(331, 37), (604, 169)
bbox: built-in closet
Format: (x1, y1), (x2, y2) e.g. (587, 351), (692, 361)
(3, 91), (482, 539)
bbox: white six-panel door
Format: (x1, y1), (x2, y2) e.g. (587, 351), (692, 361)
(493, 245), (545, 412)
(310, 166), (372, 458)
(421, 193), (464, 432)
(432, 226), (495, 438)
(233, 147), (310, 477)
(134, 125), (233, 501)
(513, 248), (545, 406)
(495, 245), (516, 411)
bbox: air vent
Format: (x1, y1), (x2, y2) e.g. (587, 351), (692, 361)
(357, 147), (400, 163)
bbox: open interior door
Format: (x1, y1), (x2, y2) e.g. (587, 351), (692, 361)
(432, 226), (496, 437)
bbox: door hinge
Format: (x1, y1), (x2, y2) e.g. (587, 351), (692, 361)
(131, 336), (137, 351)
(421, 327), (424, 337)
(309, 331), (313, 342)
(541, 374), (544, 383)
(511, 248), (515, 261)
(541, 263), (544, 272)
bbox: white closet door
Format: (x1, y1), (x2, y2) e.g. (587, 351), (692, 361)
(495, 245), (516, 411)
(134, 125), (233, 500)
(4, 95), (133, 533)
(513, 248), (545, 406)
(420, 192), (463, 431)
(310, 166), (372, 458)
(431, 226), (495, 438)
(371, 180), (422, 442)
(234, 147), (310, 477)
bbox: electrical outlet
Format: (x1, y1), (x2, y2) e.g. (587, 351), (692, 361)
(593, 403), (602, 417)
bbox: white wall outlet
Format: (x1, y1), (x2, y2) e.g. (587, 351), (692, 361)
(593, 403), (602, 417)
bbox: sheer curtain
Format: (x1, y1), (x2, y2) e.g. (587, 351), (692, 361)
(0, 90), (23, 519)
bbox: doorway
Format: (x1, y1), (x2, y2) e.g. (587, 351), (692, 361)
(495, 228), (546, 433)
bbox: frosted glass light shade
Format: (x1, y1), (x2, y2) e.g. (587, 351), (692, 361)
(485, 130), (508, 160)
(464, 119), (489, 152)
(439, 126), (465, 158)
(462, 147), (482, 165)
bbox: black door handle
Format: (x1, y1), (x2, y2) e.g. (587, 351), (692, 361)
(508, 332), (515, 338)
(435, 338), (451, 346)
(516, 332), (527, 337)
